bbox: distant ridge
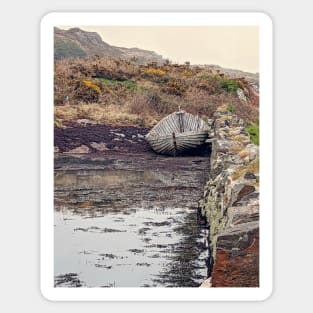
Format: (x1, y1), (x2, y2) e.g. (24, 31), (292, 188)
(54, 27), (165, 64)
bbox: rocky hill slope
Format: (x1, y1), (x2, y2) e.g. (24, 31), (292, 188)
(54, 27), (164, 64)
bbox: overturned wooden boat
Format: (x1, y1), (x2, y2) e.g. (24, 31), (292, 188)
(145, 111), (209, 156)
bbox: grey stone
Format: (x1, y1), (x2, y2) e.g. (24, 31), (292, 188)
(246, 144), (259, 161)
(237, 88), (247, 102)
(244, 172), (257, 180)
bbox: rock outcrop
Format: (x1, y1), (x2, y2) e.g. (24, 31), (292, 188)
(200, 104), (259, 287)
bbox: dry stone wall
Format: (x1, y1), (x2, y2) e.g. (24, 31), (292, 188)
(200, 105), (259, 287)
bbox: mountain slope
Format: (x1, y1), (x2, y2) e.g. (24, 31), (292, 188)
(54, 27), (164, 64)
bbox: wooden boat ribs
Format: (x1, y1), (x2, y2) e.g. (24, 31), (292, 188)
(145, 111), (209, 156)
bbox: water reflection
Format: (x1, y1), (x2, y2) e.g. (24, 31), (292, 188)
(54, 156), (209, 287)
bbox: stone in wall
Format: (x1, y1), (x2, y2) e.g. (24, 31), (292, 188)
(211, 222), (259, 287)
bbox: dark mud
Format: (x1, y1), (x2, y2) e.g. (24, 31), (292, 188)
(54, 124), (150, 153)
(54, 124), (211, 156)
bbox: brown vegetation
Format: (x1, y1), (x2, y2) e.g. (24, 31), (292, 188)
(54, 57), (259, 127)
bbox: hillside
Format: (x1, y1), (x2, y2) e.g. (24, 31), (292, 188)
(54, 55), (259, 130)
(54, 27), (164, 64)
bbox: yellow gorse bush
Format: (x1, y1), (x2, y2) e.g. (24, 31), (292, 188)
(182, 70), (193, 77)
(82, 80), (101, 94)
(144, 68), (166, 76)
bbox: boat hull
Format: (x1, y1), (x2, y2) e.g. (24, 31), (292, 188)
(146, 130), (208, 156)
(146, 111), (209, 156)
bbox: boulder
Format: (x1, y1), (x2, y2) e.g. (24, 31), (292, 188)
(90, 142), (109, 151)
(66, 145), (90, 154)
(237, 88), (247, 102)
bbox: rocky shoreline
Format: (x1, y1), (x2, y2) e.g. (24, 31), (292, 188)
(199, 105), (259, 287)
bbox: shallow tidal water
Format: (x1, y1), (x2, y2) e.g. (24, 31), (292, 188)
(54, 154), (210, 287)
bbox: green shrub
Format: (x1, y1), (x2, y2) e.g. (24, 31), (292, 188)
(246, 124), (259, 145)
(227, 105), (235, 113)
(220, 78), (239, 93)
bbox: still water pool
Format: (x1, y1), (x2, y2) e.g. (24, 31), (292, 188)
(54, 154), (210, 287)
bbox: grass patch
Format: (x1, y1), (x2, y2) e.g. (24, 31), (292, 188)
(55, 103), (150, 127)
(121, 80), (137, 90)
(246, 124), (259, 145)
(54, 119), (64, 128)
(96, 78), (137, 91)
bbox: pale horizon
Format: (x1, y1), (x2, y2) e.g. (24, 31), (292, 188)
(59, 26), (259, 73)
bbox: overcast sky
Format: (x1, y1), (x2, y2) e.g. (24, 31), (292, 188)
(60, 26), (259, 73)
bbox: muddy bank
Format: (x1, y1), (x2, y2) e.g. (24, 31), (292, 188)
(54, 123), (210, 156)
(54, 124), (150, 153)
